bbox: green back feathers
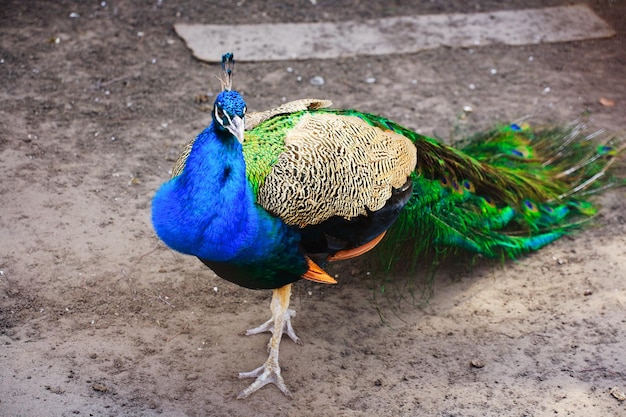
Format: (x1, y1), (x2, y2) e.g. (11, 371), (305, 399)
(243, 99), (334, 196)
(243, 115), (295, 196)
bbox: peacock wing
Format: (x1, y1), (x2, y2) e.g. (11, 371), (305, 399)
(247, 111), (417, 228)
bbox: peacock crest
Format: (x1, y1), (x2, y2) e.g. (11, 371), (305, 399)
(217, 52), (235, 91)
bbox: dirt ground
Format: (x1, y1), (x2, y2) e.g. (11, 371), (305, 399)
(1, 1), (625, 416)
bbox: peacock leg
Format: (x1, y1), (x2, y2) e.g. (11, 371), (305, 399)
(243, 304), (300, 345)
(237, 284), (299, 398)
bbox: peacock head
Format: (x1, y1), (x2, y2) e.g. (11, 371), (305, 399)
(212, 52), (246, 144)
(213, 90), (246, 144)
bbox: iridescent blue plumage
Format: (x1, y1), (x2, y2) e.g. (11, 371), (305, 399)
(151, 89), (307, 289)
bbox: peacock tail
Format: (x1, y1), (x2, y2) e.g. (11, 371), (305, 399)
(375, 121), (624, 275)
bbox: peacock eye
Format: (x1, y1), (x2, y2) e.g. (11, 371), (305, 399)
(215, 107), (225, 124)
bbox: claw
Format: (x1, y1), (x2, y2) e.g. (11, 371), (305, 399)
(237, 284), (299, 398)
(237, 356), (292, 399)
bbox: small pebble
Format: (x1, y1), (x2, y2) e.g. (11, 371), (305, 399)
(46, 385), (65, 394)
(309, 76), (325, 86)
(92, 383), (108, 392)
(471, 359), (485, 368)
(610, 386), (626, 401)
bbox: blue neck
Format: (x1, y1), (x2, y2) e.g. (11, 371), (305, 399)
(152, 123), (264, 261)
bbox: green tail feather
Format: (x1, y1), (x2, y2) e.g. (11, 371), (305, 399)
(371, 121), (624, 273)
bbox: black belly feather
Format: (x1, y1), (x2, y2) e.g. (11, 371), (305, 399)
(300, 179), (413, 259)
(199, 258), (305, 290)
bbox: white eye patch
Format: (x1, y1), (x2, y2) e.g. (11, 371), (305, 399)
(214, 106), (234, 127)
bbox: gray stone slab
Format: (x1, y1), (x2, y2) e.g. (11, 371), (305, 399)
(174, 5), (615, 62)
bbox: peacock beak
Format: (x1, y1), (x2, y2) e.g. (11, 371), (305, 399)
(226, 115), (245, 145)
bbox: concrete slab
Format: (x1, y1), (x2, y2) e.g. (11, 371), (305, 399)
(174, 4), (615, 62)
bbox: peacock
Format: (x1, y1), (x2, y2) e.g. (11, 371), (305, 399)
(151, 53), (624, 399)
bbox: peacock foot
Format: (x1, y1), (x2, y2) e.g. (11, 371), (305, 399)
(237, 346), (292, 399)
(244, 308), (301, 345)
(237, 284), (298, 398)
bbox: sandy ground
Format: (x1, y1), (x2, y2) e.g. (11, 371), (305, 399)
(1, 1), (625, 416)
